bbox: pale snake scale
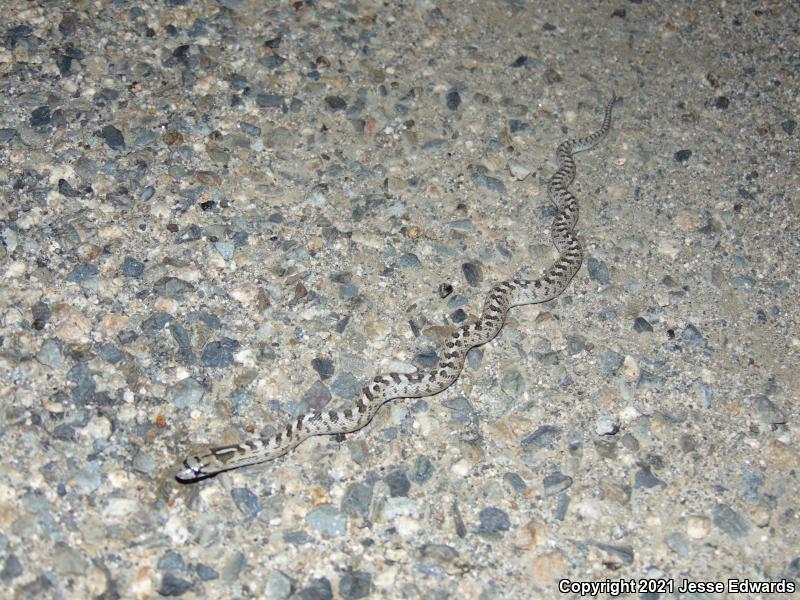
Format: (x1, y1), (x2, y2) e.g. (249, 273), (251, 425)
(176, 95), (617, 482)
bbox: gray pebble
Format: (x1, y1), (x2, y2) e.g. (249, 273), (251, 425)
(141, 312), (173, 333)
(305, 506), (346, 537)
(503, 472), (527, 494)
(66, 263), (98, 283)
(753, 395), (786, 424)
(595, 415), (620, 435)
(121, 256), (145, 277)
(339, 570), (373, 600)
(521, 425), (561, 451)
(397, 253), (422, 269)
(542, 472), (573, 496)
(170, 377), (205, 409)
(420, 544), (459, 565)
(157, 550), (185, 571)
(265, 570), (294, 600)
(597, 348), (624, 376)
(257, 93), (285, 108)
(194, 563), (219, 581)
(30, 105), (51, 127)
(231, 487), (262, 518)
(66, 361), (96, 404)
(341, 482), (372, 518)
(1, 554), (22, 581)
(682, 324), (706, 348)
(730, 275), (755, 290)
(666, 533), (689, 557)
(300, 380), (331, 412)
(712, 503), (750, 538)
(462, 262), (483, 286)
(0, 128), (17, 143)
(500, 369), (525, 397)
(37, 339), (64, 369)
(31, 301), (50, 329)
(634, 465), (666, 489)
(479, 507), (511, 533)
(586, 257), (609, 284)
(411, 455), (434, 485)
(674, 149), (692, 163)
(555, 493), (571, 521)
(331, 372), (361, 398)
(97, 342), (124, 364)
(132, 451), (156, 475)
(565, 334), (586, 355)
(214, 241), (235, 260)
(153, 276), (195, 299)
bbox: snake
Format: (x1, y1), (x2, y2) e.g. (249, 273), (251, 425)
(176, 94), (617, 482)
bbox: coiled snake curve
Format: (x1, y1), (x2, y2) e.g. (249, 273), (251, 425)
(176, 94), (618, 482)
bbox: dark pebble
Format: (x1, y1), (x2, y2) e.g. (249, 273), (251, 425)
(30, 106), (51, 127)
(339, 570), (373, 600)
(231, 487), (262, 518)
(753, 395), (786, 424)
(544, 67), (562, 84)
(509, 119), (530, 133)
(384, 470), (411, 497)
(200, 337), (241, 368)
(101, 125), (125, 150)
(781, 119), (796, 135)
(66, 263), (98, 283)
(325, 95), (347, 110)
(479, 507), (511, 533)
(414, 350), (438, 369)
(311, 357), (335, 380)
(301, 380), (332, 411)
(411, 455), (434, 485)
(31, 301), (51, 330)
(194, 563), (219, 581)
(438, 282), (453, 298)
(461, 262), (483, 286)
(510, 55), (528, 68)
(296, 577), (333, 600)
(453, 500), (467, 537)
(598, 348), (624, 376)
(52, 423), (76, 441)
(158, 572), (191, 596)
(397, 253), (422, 268)
(446, 89), (461, 110)
(153, 276), (195, 299)
(714, 96), (730, 109)
(611, 8), (626, 18)
(595, 543), (634, 565)
(449, 308), (467, 323)
(674, 149), (692, 163)
(521, 425), (561, 451)
(58, 179), (81, 197)
(122, 256), (145, 277)
(283, 530), (315, 545)
(633, 316), (653, 332)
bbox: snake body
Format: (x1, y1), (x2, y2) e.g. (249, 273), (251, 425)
(176, 95), (617, 482)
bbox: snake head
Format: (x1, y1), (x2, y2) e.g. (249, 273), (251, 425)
(175, 454), (211, 483)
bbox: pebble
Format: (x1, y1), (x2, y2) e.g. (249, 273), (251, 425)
(446, 89), (461, 110)
(507, 161), (531, 180)
(265, 570), (294, 600)
(384, 470), (411, 497)
(479, 507), (511, 533)
(411, 455), (434, 485)
(712, 504), (750, 538)
(170, 378), (205, 409)
(158, 572), (191, 596)
(305, 506), (346, 537)
(341, 482), (372, 518)
(296, 578), (333, 600)
(595, 415), (620, 435)
(542, 472), (573, 496)
(339, 570), (373, 600)
(231, 487), (262, 519)
(521, 425), (561, 452)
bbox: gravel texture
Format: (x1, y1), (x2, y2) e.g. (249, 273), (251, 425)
(0, 1), (798, 598)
